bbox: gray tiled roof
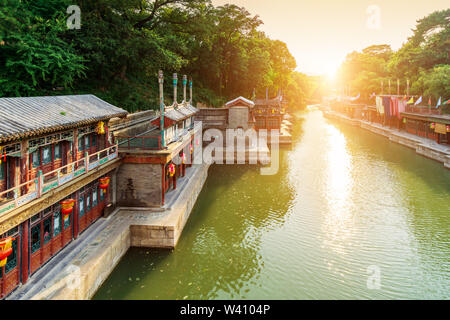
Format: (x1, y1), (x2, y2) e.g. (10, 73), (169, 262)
(0, 95), (127, 143)
(164, 104), (198, 121)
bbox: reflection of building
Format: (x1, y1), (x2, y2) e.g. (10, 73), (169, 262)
(0, 95), (126, 298)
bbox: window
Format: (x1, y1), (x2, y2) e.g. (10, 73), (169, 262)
(79, 195), (85, 217)
(86, 192), (91, 212)
(32, 150), (41, 168)
(43, 217), (52, 245)
(85, 136), (90, 149)
(5, 238), (18, 274)
(92, 189), (98, 207)
(42, 146), (52, 165)
(92, 135), (97, 147)
(78, 138), (84, 152)
(0, 162), (4, 180)
(63, 213), (71, 229)
(31, 213), (40, 224)
(53, 210), (62, 237)
(31, 224), (41, 254)
(54, 144), (61, 159)
(99, 188), (105, 201)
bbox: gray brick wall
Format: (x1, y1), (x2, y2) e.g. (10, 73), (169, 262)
(116, 163), (162, 207)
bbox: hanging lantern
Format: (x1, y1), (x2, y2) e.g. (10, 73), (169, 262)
(402, 118), (407, 124)
(99, 177), (110, 190)
(430, 122), (435, 130)
(179, 152), (186, 164)
(0, 237), (13, 268)
(60, 199), (75, 220)
(168, 163), (176, 177)
(190, 144), (193, 155)
(97, 121), (106, 135)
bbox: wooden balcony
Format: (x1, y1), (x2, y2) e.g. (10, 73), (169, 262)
(0, 145), (118, 217)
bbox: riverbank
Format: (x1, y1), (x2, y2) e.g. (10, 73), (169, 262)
(8, 163), (210, 300)
(322, 109), (450, 169)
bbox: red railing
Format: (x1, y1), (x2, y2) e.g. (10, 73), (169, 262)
(405, 106), (442, 115)
(117, 135), (162, 150)
(0, 145), (118, 217)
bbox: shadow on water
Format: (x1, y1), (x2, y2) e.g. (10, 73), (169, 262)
(93, 121), (302, 300)
(94, 111), (449, 300)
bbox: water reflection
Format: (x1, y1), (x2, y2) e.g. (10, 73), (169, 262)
(94, 111), (450, 300)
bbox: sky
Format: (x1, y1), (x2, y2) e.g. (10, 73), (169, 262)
(212, 0), (449, 77)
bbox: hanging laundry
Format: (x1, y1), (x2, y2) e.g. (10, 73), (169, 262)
(390, 97), (399, 119)
(397, 99), (407, 120)
(376, 96), (384, 114)
(382, 96), (391, 118)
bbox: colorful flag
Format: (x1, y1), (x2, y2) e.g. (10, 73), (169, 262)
(350, 93), (360, 101)
(414, 96), (422, 106)
(444, 99), (450, 105)
(407, 97), (414, 104)
(435, 97), (441, 108)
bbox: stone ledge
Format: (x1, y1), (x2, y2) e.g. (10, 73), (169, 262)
(11, 163), (210, 300)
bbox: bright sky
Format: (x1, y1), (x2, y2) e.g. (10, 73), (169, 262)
(212, 0), (449, 77)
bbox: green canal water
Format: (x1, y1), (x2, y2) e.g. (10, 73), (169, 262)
(94, 110), (450, 300)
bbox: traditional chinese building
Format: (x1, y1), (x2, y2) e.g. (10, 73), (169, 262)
(401, 106), (450, 145)
(253, 93), (285, 131)
(225, 96), (255, 130)
(115, 72), (200, 208)
(0, 95), (126, 298)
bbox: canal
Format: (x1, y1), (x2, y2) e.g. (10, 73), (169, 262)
(94, 110), (450, 300)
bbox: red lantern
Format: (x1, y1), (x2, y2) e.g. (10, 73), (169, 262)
(0, 237), (13, 267)
(99, 177), (110, 190)
(168, 163), (176, 177)
(61, 199), (75, 219)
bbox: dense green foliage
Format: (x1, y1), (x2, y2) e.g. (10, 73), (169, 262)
(337, 9), (449, 104)
(0, 0), (314, 111)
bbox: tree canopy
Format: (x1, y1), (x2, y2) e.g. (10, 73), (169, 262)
(337, 9), (449, 104)
(0, 0), (314, 111)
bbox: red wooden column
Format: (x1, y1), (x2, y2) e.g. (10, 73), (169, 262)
(73, 129), (79, 164)
(73, 195), (79, 240)
(161, 164), (165, 205)
(20, 140), (29, 195)
(21, 220), (29, 284)
(173, 171), (177, 190)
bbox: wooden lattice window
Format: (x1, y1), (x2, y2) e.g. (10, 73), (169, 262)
(53, 210), (62, 237)
(79, 195), (85, 217)
(30, 224), (41, 254)
(54, 144), (61, 159)
(42, 217), (52, 245)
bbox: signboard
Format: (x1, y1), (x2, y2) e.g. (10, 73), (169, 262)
(435, 123), (447, 135)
